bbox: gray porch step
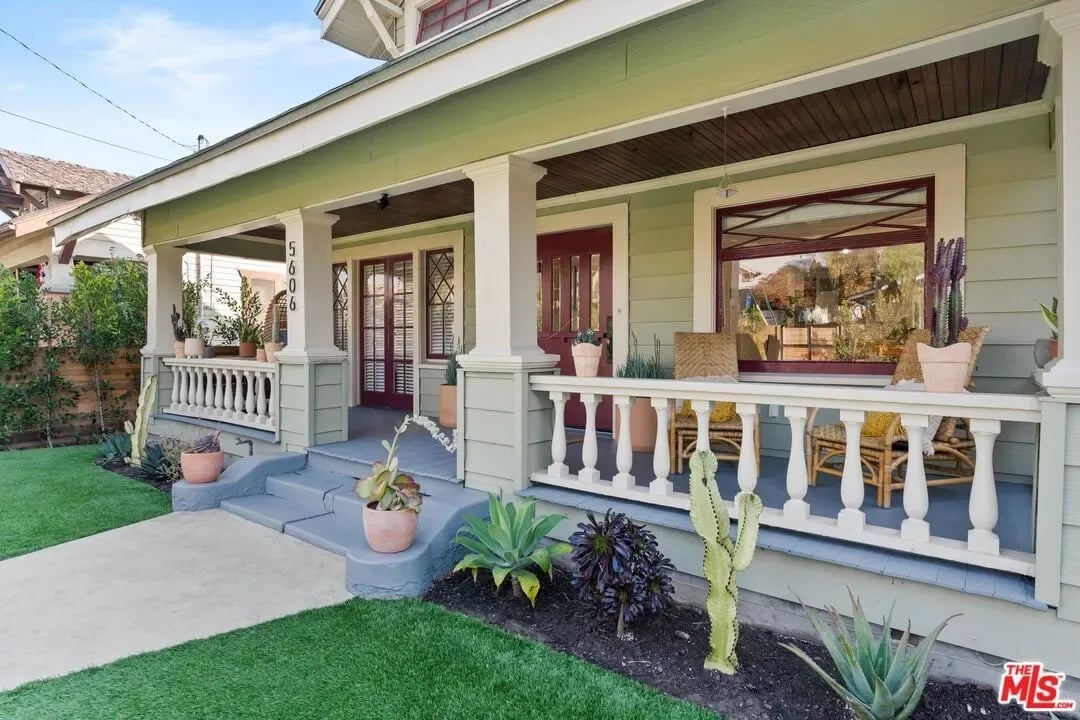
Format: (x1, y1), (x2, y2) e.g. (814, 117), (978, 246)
(265, 468), (353, 509)
(220, 494), (331, 533)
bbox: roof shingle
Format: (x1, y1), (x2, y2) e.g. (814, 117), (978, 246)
(0, 148), (131, 195)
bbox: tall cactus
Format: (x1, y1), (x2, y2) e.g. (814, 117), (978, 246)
(125, 374), (157, 466)
(688, 450), (763, 674)
(928, 237), (967, 348)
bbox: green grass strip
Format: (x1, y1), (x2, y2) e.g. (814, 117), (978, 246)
(0, 600), (718, 719)
(0, 445), (171, 560)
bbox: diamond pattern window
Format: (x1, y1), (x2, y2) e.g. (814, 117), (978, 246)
(426, 248), (455, 359)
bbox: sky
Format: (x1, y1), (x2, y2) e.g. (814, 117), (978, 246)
(0, 1), (382, 177)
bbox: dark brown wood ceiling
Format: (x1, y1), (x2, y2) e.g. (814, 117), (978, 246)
(325, 36), (1047, 238)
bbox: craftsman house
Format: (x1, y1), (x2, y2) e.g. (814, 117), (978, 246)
(47, 0), (1080, 682)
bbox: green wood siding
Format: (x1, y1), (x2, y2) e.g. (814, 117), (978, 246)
(143, 0), (1044, 245)
(1061, 406), (1080, 622)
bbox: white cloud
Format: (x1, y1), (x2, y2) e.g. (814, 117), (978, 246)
(78, 10), (348, 103)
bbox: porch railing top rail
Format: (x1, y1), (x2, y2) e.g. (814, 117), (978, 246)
(162, 357), (276, 373)
(529, 375), (1042, 423)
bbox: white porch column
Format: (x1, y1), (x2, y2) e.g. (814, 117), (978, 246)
(142, 245), (184, 357)
(1042, 3), (1080, 398)
(276, 210), (343, 360)
(463, 154), (551, 363)
(457, 154), (559, 497)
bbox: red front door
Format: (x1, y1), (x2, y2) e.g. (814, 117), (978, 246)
(359, 255), (414, 410)
(537, 227), (614, 431)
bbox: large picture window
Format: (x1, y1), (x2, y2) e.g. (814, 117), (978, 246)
(417, 0), (510, 43)
(425, 248), (455, 359)
(716, 178), (933, 374)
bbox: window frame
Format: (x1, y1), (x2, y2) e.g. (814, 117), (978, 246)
(715, 177), (935, 376)
(424, 246), (456, 360)
(415, 0), (509, 45)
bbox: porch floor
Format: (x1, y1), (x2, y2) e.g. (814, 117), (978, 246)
(564, 431), (1034, 555)
(317, 407), (457, 481)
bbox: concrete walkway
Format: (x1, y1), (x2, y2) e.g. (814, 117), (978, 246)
(0, 510), (350, 691)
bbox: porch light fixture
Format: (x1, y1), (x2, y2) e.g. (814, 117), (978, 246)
(376, 193), (390, 210)
(716, 106), (738, 199)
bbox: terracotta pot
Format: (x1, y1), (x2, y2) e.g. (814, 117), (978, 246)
(256, 349), (267, 362)
(180, 450), (224, 484)
(917, 342), (972, 392)
(238, 342), (257, 358)
(440, 384), (457, 429)
(571, 342), (603, 377)
(184, 338), (205, 359)
(265, 342), (284, 363)
(363, 502), (419, 553)
(614, 397), (658, 452)
(173, 341), (185, 359)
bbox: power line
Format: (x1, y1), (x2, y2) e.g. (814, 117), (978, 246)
(0, 108), (175, 161)
(0, 25), (194, 151)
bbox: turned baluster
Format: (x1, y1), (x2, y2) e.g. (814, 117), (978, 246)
(547, 391), (569, 479)
(837, 409), (866, 531)
(612, 395), (635, 491)
(783, 406), (810, 521)
(900, 413), (931, 542)
(736, 402), (758, 499)
(578, 393), (600, 483)
(650, 398), (672, 497)
(244, 370), (256, 420)
(968, 418), (1001, 555)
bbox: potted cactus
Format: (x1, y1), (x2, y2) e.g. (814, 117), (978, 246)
(180, 432), (224, 484)
(571, 328), (603, 377)
(440, 346), (460, 429)
(265, 310), (285, 363)
(170, 304), (187, 359)
(917, 237), (970, 392)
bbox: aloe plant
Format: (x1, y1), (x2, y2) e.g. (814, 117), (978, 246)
(781, 593), (957, 720)
(453, 495), (570, 606)
(688, 450), (762, 674)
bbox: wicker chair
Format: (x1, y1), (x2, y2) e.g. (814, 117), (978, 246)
(262, 290), (288, 344)
(806, 326), (991, 508)
(670, 332), (761, 473)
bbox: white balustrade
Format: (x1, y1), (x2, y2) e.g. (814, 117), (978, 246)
(162, 359), (278, 432)
(529, 374), (1044, 578)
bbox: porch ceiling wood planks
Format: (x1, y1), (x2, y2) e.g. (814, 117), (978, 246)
(325, 36), (1048, 239)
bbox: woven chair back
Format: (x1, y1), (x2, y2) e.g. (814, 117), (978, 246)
(673, 332), (739, 380)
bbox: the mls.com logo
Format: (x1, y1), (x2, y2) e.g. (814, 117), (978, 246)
(998, 662), (1077, 712)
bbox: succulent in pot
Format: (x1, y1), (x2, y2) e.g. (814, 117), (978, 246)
(571, 328), (603, 377)
(355, 415), (456, 553)
(440, 343), (461, 429)
(180, 432), (224, 484)
(917, 237), (970, 392)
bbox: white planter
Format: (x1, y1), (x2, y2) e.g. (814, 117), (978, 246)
(571, 342), (603, 377)
(917, 342), (971, 392)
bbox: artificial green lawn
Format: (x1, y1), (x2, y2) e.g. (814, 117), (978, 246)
(0, 600), (717, 720)
(0, 445), (171, 560)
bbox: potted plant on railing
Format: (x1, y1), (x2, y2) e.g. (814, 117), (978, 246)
(355, 415), (456, 553)
(440, 345), (460, 429)
(180, 432), (224, 484)
(181, 278), (205, 359)
(917, 237), (971, 392)
(170, 304), (186, 359)
(615, 334), (667, 451)
(571, 328), (603, 377)
(255, 337), (267, 363)
(1035, 297), (1059, 369)
(214, 272), (263, 358)
(265, 311), (285, 363)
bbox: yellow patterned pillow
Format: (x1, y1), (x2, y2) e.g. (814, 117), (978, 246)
(861, 411), (898, 437)
(679, 400), (737, 424)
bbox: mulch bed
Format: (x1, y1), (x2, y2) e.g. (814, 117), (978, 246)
(98, 459), (173, 494)
(425, 568), (1044, 720)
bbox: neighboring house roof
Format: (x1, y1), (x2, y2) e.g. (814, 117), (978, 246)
(0, 148), (132, 195)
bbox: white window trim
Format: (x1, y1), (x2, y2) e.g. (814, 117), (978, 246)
(405, 0), (510, 53)
(691, 144), (966, 334)
(333, 229), (465, 411)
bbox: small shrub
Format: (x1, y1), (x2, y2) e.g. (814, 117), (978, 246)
(781, 592), (956, 720)
(453, 495), (570, 607)
(569, 509), (675, 638)
(135, 437), (184, 484)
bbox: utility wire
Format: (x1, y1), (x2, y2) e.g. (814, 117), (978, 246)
(0, 108), (174, 161)
(0, 25), (194, 151)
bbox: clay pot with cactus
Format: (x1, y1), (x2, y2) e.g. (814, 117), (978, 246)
(918, 237), (971, 392)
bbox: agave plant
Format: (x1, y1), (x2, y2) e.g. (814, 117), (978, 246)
(453, 495), (571, 606)
(781, 592), (957, 720)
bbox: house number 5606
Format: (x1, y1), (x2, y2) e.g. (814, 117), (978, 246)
(287, 240), (298, 312)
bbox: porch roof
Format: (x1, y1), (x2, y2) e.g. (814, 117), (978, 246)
(247, 35), (1049, 241)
